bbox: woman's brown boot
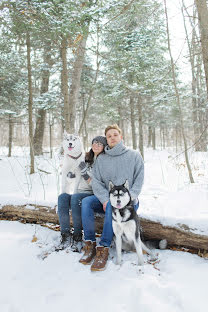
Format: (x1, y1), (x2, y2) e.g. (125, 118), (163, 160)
(79, 241), (96, 265)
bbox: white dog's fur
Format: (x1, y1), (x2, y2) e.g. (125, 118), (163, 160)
(61, 131), (85, 194)
(109, 181), (157, 265)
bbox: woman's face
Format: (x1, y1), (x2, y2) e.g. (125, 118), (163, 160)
(92, 141), (104, 156)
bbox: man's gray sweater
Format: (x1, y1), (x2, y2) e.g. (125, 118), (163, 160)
(92, 141), (144, 204)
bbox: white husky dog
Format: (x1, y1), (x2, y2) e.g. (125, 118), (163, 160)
(61, 131), (85, 194)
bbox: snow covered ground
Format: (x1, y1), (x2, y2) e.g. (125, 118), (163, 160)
(0, 220), (208, 312)
(0, 146), (208, 312)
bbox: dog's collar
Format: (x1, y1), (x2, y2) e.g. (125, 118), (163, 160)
(67, 152), (83, 160)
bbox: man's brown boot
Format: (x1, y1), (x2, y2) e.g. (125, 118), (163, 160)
(79, 241), (96, 265)
(91, 246), (109, 271)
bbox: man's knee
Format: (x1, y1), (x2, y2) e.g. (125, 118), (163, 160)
(82, 196), (93, 207)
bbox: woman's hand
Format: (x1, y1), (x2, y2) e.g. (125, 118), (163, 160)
(79, 161), (90, 181)
(87, 177), (92, 184)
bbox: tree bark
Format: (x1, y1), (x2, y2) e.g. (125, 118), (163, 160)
(60, 36), (70, 131)
(33, 44), (52, 155)
(49, 122), (53, 159)
(182, 3), (201, 151)
(1, 204), (208, 251)
(78, 30), (99, 135)
(69, 31), (89, 133)
(195, 0), (208, 149)
(130, 95), (137, 149)
(8, 114), (13, 157)
(195, 0), (208, 96)
(164, 0), (194, 183)
(137, 95), (144, 159)
(26, 31), (34, 174)
(148, 126), (152, 147)
(152, 127), (156, 150)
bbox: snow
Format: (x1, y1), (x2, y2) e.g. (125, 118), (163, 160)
(0, 146), (208, 311)
(0, 147), (207, 234)
(0, 220), (208, 312)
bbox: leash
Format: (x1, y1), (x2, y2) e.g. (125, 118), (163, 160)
(67, 152), (83, 160)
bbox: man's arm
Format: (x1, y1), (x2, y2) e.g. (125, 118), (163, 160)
(129, 153), (144, 200)
(92, 159), (109, 204)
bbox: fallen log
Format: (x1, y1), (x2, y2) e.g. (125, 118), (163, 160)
(0, 204), (208, 251)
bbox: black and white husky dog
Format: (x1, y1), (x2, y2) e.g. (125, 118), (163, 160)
(61, 131), (85, 194)
(109, 180), (156, 265)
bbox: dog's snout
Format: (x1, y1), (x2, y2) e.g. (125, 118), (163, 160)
(117, 200), (121, 204)
(68, 142), (72, 147)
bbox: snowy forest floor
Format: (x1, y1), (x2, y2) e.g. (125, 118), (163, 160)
(1, 220), (208, 312)
(0, 146), (208, 312)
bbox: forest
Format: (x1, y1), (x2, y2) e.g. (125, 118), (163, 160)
(0, 0), (207, 178)
(0, 1), (208, 311)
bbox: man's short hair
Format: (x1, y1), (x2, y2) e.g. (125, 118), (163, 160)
(105, 124), (122, 136)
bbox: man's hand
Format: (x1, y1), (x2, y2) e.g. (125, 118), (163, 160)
(103, 201), (108, 212)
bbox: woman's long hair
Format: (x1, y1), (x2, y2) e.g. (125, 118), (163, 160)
(85, 147), (104, 166)
(85, 148), (94, 166)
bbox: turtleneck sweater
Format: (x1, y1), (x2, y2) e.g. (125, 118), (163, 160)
(92, 141), (144, 204)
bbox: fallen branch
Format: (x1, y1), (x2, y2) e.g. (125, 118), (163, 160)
(0, 204), (208, 250)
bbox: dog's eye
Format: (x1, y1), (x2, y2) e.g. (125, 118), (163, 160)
(67, 139), (69, 141)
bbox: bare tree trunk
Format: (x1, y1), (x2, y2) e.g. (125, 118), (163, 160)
(118, 106), (126, 142)
(194, 0), (208, 151)
(195, 0), (208, 95)
(26, 31), (34, 174)
(69, 31), (89, 133)
(137, 95), (144, 159)
(60, 36), (70, 132)
(148, 125), (152, 147)
(79, 28), (99, 135)
(80, 93), (88, 151)
(181, 2), (200, 151)
(152, 127), (156, 150)
(130, 95), (137, 149)
(8, 114), (13, 157)
(175, 125), (178, 153)
(33, 43), (52, 155)
(164, 0), (194, 183)
(49, 122), (52, 159)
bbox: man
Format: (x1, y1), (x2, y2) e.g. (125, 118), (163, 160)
(79, 124), (144, 271)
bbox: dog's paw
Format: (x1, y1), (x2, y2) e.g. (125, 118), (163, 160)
(137, 257), (144, 266)
(148, 252), (159, 262)
(116, 258), (122, 265)
(159, 239), (168, 250)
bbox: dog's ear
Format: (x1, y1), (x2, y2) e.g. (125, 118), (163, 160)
(124, 180), (129, 190)
(109, 181), (114, 191)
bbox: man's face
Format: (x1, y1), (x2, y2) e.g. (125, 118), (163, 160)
(106, 129), (122, 148)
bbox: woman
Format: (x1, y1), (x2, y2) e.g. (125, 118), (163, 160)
(57, 135), (107, 252)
